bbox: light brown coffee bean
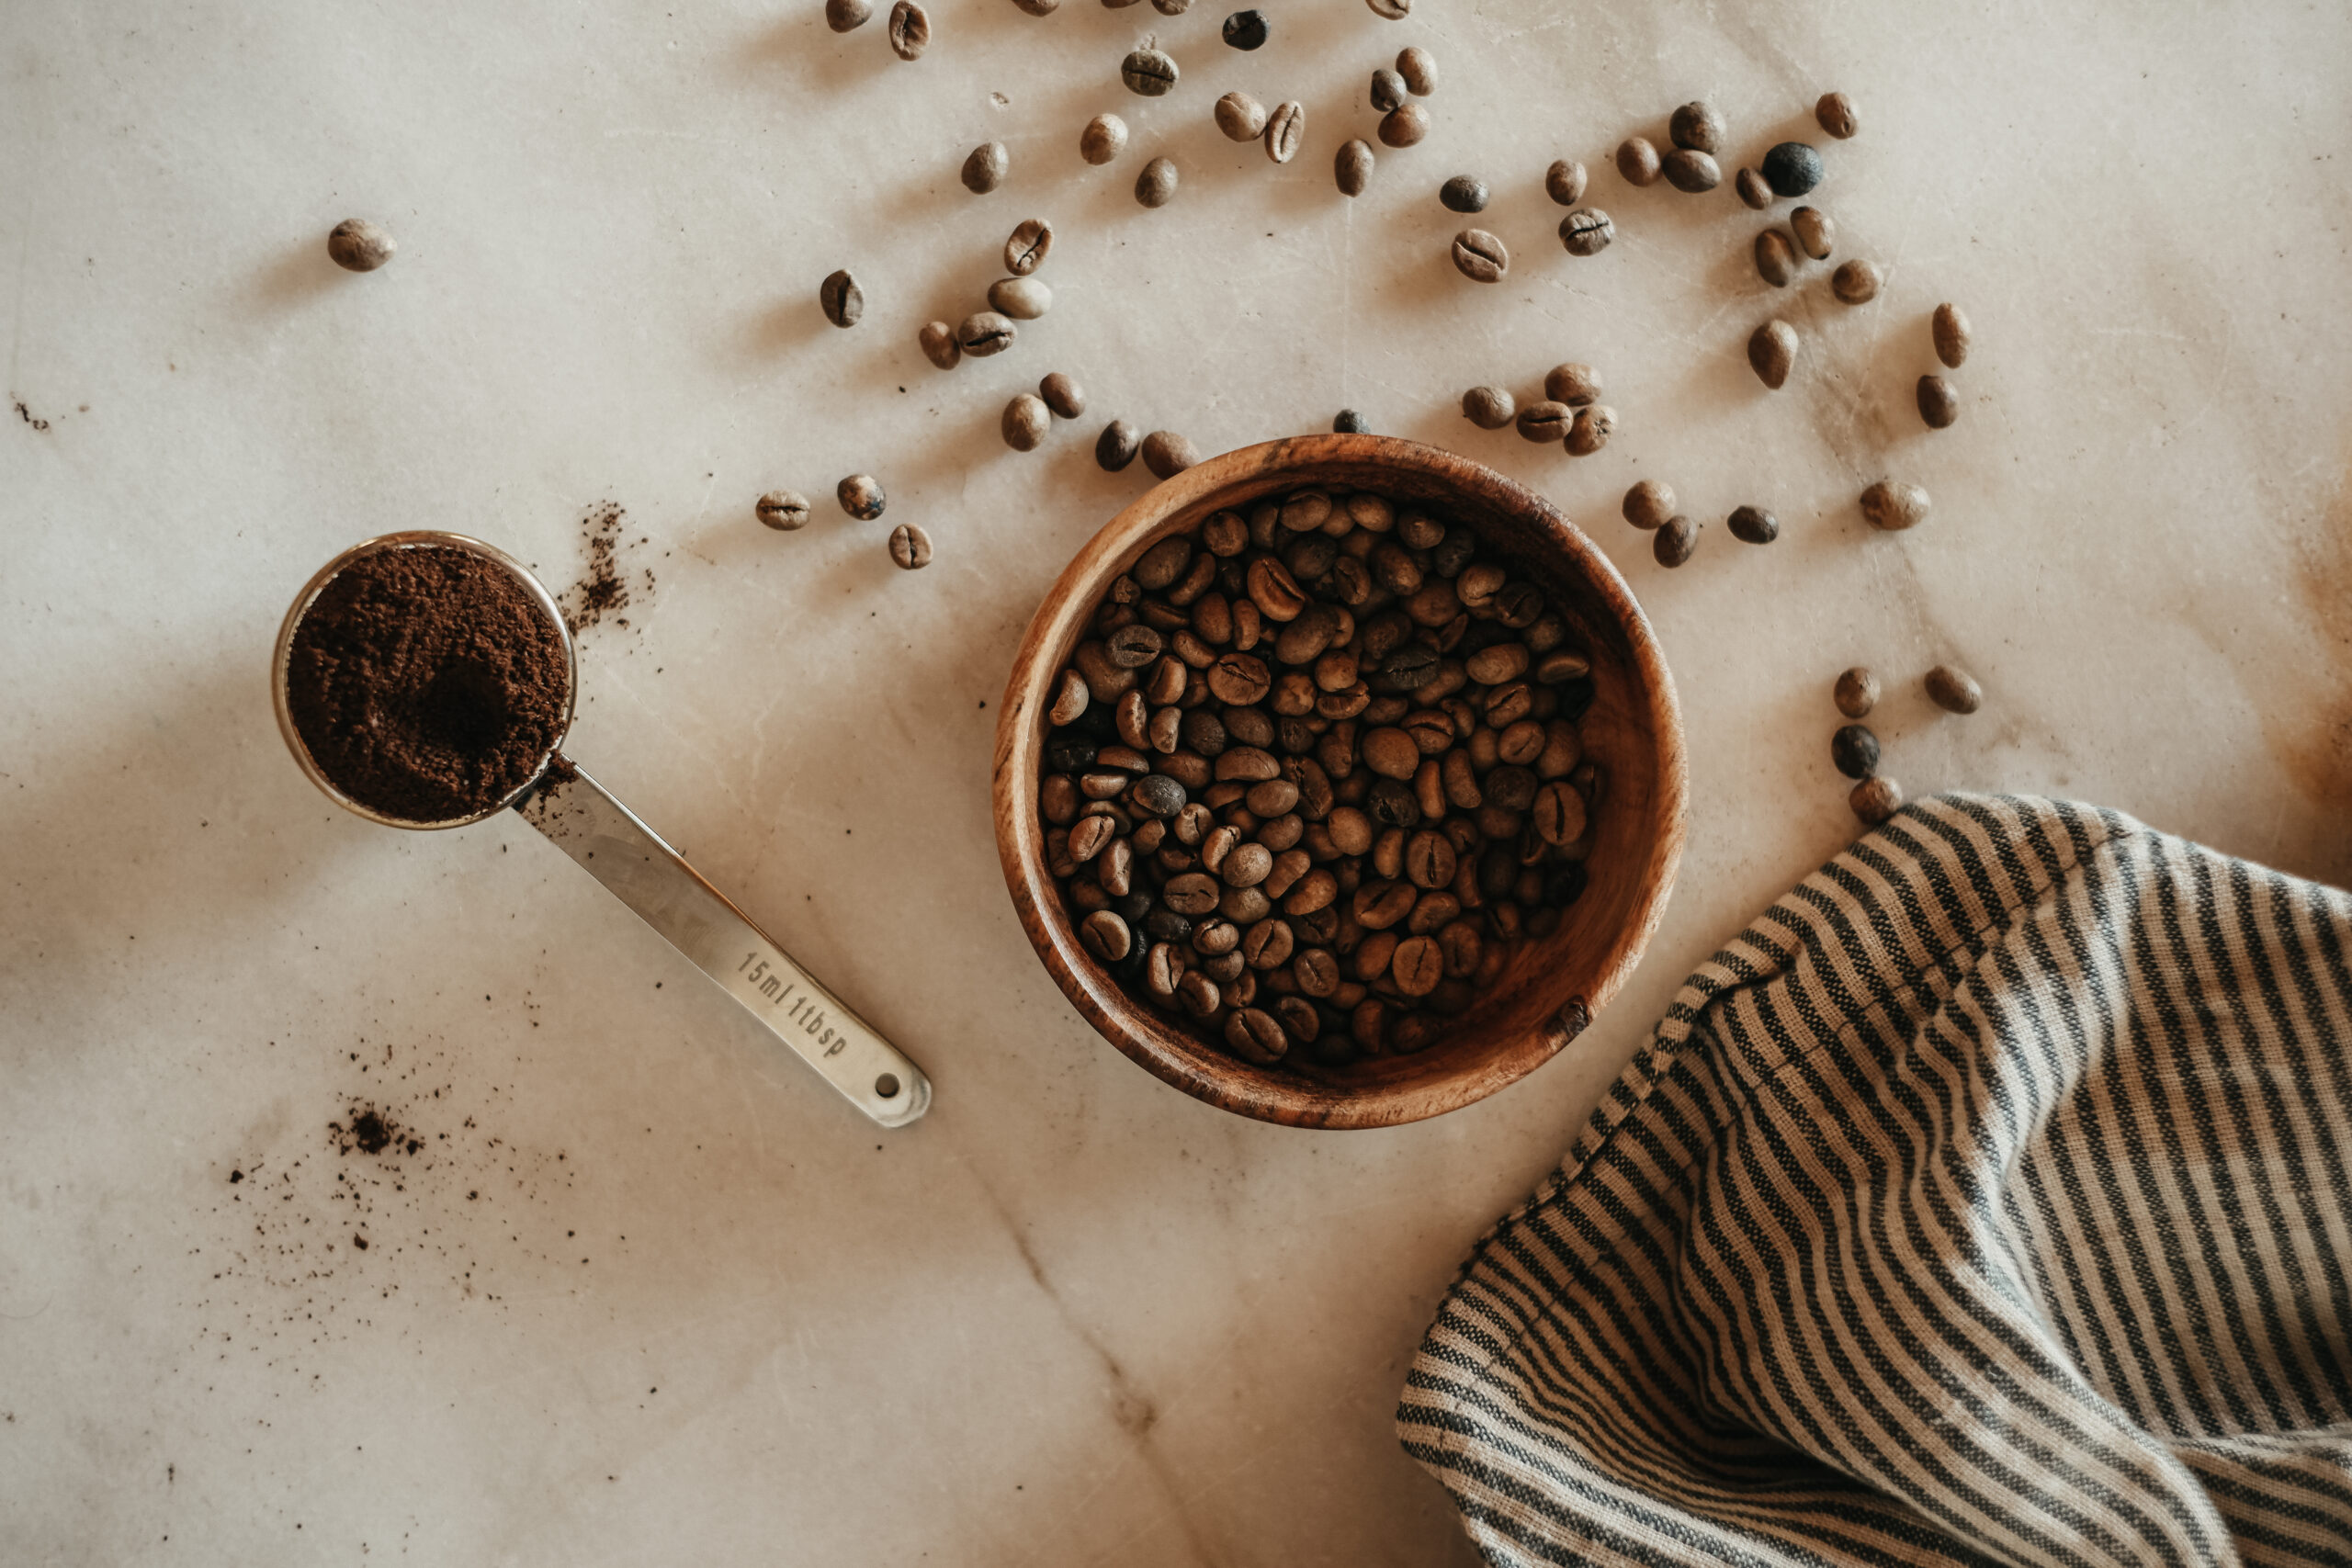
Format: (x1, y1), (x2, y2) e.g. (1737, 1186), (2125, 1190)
(1545, 159), (1589, 206)
(1391, 934), (1443, 997)
(1816, 91), (1858, 140)
(1242, 918), (1294, 969)
(1514, 400), (1571, 443)
(755, 490), (811, 532)
(1328, 806), (1374, 855)
(1559, 208), (1614, 255)
(1660, 148), (1719, 193)
(1669, 100), (1724, 153)
(1294, 946), (1340, 996)
(918, 320), (960, 369)
(1736, 166), (1772, 209)
(1623, 479), (1676, 530)
(1791, 206), (1834, 260)
(888, 523), (933, 570)
(326, 218), (395, 272)
(1378, 103), (1430, 148)
(1039, 372), (1086, 420)
(1003, 393), (1051, 451)
(1748, 319), (1798, 389)
(957, 310), (1016, 356)
(1192, 916), (1238, 954)
(1362, 727), (1419, 780)
(887, 0), (929, 57)
(1216, 91), (1268, 141)
(989, 276), (1052, 320)
(839, 474), (888, 519)
(1404, 830), (1455, 889)
(1283, 868), (1339, 916)
(1926, 663), (1983, 714)
(1121, 48), (1178, 96)
(1850, 773), (1902, 826)
(1354, 880), (1416, 931)
(1755, 229), (1796, 288)
(1069, 815), (1116, 863)
(1264, 100), (1305, 164)
(963, 141), (1009, 193)
(1933, 302), (1972, 368)
(1336, 139), (1375, 197)
(1080, 909), (1130, 963)
(1834, 666), (1878, 718)
(1917, 375), (1959, 430)
(1451, 229), (1508, 283)
(1207, 652), (1272, 705)
(1144, 942), (1184, 1001)
(826, 0), (870, 29)
(1049, 669), (1091, 726)
(1225, 1008), (1286, 1062)
(1176, 970), (1221, 1019)
(1565, 404), (1615, 456)
(1141, 429), (1198, 478)
(1081, 113), (1129, 164)
(1461, 386), (1515, 429)
(1652, 514), (1698, 568)
(1397, 45), (1437, 95)
(1860, 480), (1930, 531)
(1544, 363), (1602, 406)
(1831, 258), (1881, 304)
(1616, 136), (1661, 186)
(1246, 558), (1306, 621)
(1136, 157), (1180, 208)
(1164, 873), (1221, 915)
(1003, 220), (1055, 278)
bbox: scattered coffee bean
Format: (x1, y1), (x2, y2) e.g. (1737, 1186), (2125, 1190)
(1336, 139), (1375, 196)
(1917, 374), (1959, 430)
(1850, 773), (1902, 826)
(1216, 91), (1268, 141)
(1668, 100), (1724, 153)
(820, 269), (865, 328)
(1439, 175), (1488, 213)
(1461, 386), (1515, 429)
(1136, 156), (1180, 208)
(1735, 166), (1772, 210)
(1451, 228), (1508, 283)
(1397, 46), (1437, 95)
(1097, 420), (1141, 471)
(1153, 0), (1193, 14)
(1369, 68), (1408, 113)
(1379, 103), (1430, 148)
(326, 219), (394, 272)
(1003, 393), (1052, 451)
(839, 475), (887, 520)
(1834, 666), (1878, 717)
(1516, 401), (1571, 443)
(1012, 0), (1057, 13)
(963, 141), (1010, 193)
(1141, 430), (1198, 479)
(1860, 479), (1929, 531)
(1264, 100), (1305, 164)
(1222, 7), (1268, 48)
(1831, 723), (1880, 779)
(1366, 0), (1410, 17)
(1660, 148), (1720, 193)
(1005, 218), (1055, 276)
(989, 276), (1054, 320)
(1815, 91), (1859, 140)
(1831, 258), (1880, 304)
(1622, 479), (1675, 530)
(826, 0), (871, 30)
(756, 490), (811, 531)
(1791, 206), (1834, 260)
(1925, 663), (1982, 715)
(919, 320), (960, 369)
(957, 310), (1017, 356)
(888, 523), (933, 570)
(888, 0), (930, 59)
(1761, 141), (1823, 197)
(1544, 363), (1602, 406)
(1122, 48), (1178, 96)
(1041, 372), (1086, 419)
(1559, 208), (1614, 255)
(1653, 514), (1699, 568)
(1747, 319), (1798, 389)
(1754, 229), (1796, 288)
(1565, 405), (1615, 456)
(1333, 409), (1369, 434)
(1726, 505), (1778, 545)
(1615, 136), (1661, 186)
(1932, 302), (1972, 368)
(1544, 159), (1589, 206)
(1081, 113), (1130, 164)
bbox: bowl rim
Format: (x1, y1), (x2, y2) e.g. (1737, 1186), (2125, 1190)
(990, 434), (1687, 1128)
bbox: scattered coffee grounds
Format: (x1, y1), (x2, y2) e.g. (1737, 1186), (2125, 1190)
(560, 502), (631, 632)
(329, 1101), (423, 1157)
(286, 544), (570, 823)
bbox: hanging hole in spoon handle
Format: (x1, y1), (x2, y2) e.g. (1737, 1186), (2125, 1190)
(515, 755), (931, 1128)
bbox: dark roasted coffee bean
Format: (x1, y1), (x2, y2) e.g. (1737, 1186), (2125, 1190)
(1736, 166), (1772, 209)
(1559, 208), (1613, 256)
(1860, 480), (1930, 531)
(1831, 257), (1880, 304)
(1335, 139), (1375, 197)
(1834, 666), (1878, 718)
(1367, 777), (1420, 828)
(1831, 723), (1880, 779)
(1080, 909), (1132, 963)
(1653, 514), (1698, 568)
(887, 0), (929, 58)
(1135, 157), (1180, 208)
(1440, 175), (1488, 213)
(1933, 302), (1971, 368)
(1544, 159), (1588, 206)
(826, 0), (871, 29)
(1755, 229), (1796, 288)
(1002, 392), (1050, 451)
(1748, 319), (1797, 389)
(1142, 907), (1193, 944)
(820, 269), (864, 327)
(1369, 68), (1407, 112)
(1222, 7), (1269, 48)
(1616, 136), (1661, 186)
(1660, 148), (1719, 192)
(1516, 400), (1571, 443)
(1851, 774), (1903, 825)
(1038, 372), (1086, 421)
(1917, 375), (1960, 429)
(1106, 624), (1164, 667)
(1096, 419), (1140, 471)
(1122, 48), (1178, 96)
(1141, 429), (1197, 478)
(1332, 409), (1369, 434)
(1132, 773), (1187, 816)
(1669, 100), (1724, 153)
(1925, 663), (1983, 714)
(1543, 862), (1588, 908)
(1727, 505), (1779, 545)
(1046, 737), (1097, 773)
(1761, 141), (1823, 197)
(1224, 1007), (1286, 1063)
(1378, 103), (1429, 147)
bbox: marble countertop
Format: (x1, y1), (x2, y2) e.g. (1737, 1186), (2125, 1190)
(4, 1), (2346, 1562)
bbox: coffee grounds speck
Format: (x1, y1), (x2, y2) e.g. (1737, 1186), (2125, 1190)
(560, 502), (630, 633)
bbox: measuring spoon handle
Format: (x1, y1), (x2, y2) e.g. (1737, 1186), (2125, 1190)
(515, 753), (930, 1128)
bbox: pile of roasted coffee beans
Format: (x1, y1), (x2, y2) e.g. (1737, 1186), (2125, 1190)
(1034, 487), (1602, 1068)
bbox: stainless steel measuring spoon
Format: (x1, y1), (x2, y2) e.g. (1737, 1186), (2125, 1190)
(271, 530), (930, 1129)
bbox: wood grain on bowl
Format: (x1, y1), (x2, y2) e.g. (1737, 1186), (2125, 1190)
(991, 434), (1687, 1128)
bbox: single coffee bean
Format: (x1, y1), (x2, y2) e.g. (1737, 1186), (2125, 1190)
(1335, 138), (1375, 197)
(888, 523), (933, 570)
(1080, 909), (1132, 963)
(1515, 400), (1572, 443)
(1615, 136), (1661, 186)
(963, 141), (1010, 193)
(1223, 7), (1268, 48)
(1831, 723), (1881, 779)
(1176, 970), (1220, 1019)
(1005, 218), (1055, 276)
(1012, 0), (1057, 13)
(1040, 372), (1086, 420)
(1816, 91), (1859, 140)
(838, 474), (887, 519)
(1003, 393), (1052, 451)
(1622, 479), (1674, 530)
(988, 276), (1053, 320)
(1451, 229), (1508, 283)
(918, 320), (960, 370)
(1735, 166), (1772, 210)
(1097, 419), (1141, 472)
(1754, 229), (1796, 288)
(1224, 1007), (1286, 1063)
(1559, 208), (1614, 256)
(1831, 258), (1880, 304)
(1850, 773), (1902, 826)
(1926, 663), (1983, 715)
(1050, 671), (1091, 727)
(887, 0), (930, 59)
(1917, 374), (1960, 430)
(1080, 113), (1129, 164)
(1378, 103), (1430, 148)
(956, 310), (1016, 356)
(1440, 175), (1488, 213)
(1791, 206), (1834, 260)
(1134, 537), (1191, 591)
(1390, 934), (1443, 997)
(1132, 773), (1188, 816)
(1660, 148), (1720, 193)
(1544, 158), (1589, 207)
(1333, 409), (1368, 434)
(756, 490), (811, 531)
(1365, 0), (1409, 17)
(1834, 667), (1879, 718)
(826, 0), (870, 29)
(1932, 302), (1972, 368)
(1368, 68), (1407, 113)
(326, 218), (394, 272)
(1395, 45), (1438, 95)
(1122, 48), (1178, 96)
(1747, 319), (1798, 389)
(1461, 386), (1515, 429)
(1544, 363), (1601, 406)
(1135, 157), (1180, 209)
(1564, 404), (1615, 456)
(1216, 91), (1268, 141)
(1141, 429), (1198, 479)
(1726, 505), (1779, 545)
(1653, 514), (1699, 568)
(1860, 479), (1929, 531)
(1761, 141), (1823, 197)
(1668, 100), (1725, 154)
(1264, 100), (1305, 164)
(1240, 916), (1292, 968)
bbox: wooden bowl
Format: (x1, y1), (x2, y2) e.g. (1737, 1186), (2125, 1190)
(991, 435), (1687, 1128)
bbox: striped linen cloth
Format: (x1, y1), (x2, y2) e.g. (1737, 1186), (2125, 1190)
(1400, 795), (2352, 1567)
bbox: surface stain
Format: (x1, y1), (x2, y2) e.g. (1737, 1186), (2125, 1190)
(2263, 459), (2352, 808)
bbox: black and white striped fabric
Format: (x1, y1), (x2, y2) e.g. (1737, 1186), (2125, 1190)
(1400, 795), (2352, 1567)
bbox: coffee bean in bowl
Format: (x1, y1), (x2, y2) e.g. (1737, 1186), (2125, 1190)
(992, 434), (1686, 1127)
